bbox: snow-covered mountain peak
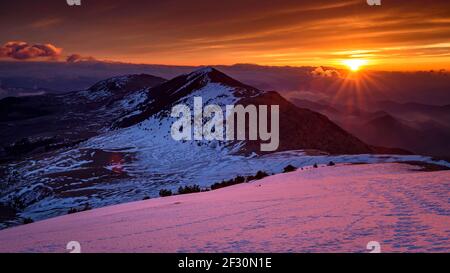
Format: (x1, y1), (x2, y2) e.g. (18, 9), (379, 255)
(186, 66), (215, 80)
(112, 67), (262, 128)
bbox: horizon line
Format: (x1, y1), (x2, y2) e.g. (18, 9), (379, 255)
(0, 59), (449, 73)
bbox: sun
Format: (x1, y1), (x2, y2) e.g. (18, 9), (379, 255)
(342, 59), (367, 72)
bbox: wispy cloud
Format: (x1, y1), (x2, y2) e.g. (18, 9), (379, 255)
(30, 18), (62, 29)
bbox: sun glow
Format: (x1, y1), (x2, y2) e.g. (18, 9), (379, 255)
(342, 59), (367, 71)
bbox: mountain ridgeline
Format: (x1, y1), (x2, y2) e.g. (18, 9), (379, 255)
(0, 67), (407, 159)
(111, 67), (402, 155)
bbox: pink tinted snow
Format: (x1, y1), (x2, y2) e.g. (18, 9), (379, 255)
(0, 163), (448, 253)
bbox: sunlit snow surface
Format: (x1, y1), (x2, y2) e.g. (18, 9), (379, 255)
(0, 163), (448, 253)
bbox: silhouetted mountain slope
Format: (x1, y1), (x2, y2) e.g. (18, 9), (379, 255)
(356, 114), (449, 156)
(238, 92), (373, 154)
(290, 98), (449, 156)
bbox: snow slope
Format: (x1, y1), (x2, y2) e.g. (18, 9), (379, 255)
(0, 163), (448, 253)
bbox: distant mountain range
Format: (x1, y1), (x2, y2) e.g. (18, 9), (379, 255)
(290, 98), (450, 157)
(2, 61), (450, 106)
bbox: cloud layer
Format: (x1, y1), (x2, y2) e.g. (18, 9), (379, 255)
(311, 67), (341, 78)
(0, 41), (62, 60)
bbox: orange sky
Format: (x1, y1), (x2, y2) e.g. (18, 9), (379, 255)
(0, 0), (449, 70)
